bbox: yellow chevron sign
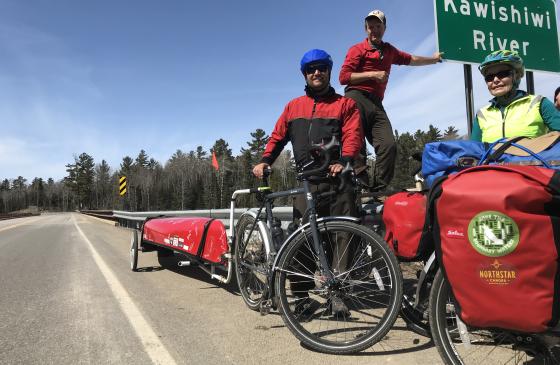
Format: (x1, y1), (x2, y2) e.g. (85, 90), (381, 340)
(119, 176), (127, 196)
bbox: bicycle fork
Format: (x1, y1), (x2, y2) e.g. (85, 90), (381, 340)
(303, 180), (336, 285)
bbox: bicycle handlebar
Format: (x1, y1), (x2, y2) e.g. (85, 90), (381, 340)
(299, 136), (339, 178)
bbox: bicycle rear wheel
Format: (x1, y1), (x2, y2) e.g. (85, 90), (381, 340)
(234, 214), (270, 311)
(274, 220), (402, 354)
(429, 269), (559, 364)
(399, 261), (431, 338)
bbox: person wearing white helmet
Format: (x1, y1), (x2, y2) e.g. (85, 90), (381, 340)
(340, 9), (443, 189)
(472, 50), (560, 142)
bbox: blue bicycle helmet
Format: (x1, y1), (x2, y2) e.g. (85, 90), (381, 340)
(478, 50), (525, 78)
(300, 49), (333, 74)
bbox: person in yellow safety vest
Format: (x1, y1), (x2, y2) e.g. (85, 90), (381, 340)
(471, 50), (560, 142)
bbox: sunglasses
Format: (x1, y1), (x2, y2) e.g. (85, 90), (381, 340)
(305, 64), (329, 74)
(484, 70), (512, 82)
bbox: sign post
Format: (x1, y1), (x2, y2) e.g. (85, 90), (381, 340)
(463, 64), (475, 136)
(434, 0), (560, 134)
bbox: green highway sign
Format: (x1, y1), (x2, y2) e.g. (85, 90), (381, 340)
(434, 0), (560, 73)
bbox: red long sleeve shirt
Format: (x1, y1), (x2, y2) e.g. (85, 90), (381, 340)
(339, 39), (412, 101)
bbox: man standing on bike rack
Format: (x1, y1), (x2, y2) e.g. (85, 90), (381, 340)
(253, 49), (363, 316)
(339, 10), (442, 189)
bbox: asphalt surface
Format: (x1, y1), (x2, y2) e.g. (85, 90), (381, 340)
(0, 213), (443, 365)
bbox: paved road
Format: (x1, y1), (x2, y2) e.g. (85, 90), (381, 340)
(0, 213), (443, 365)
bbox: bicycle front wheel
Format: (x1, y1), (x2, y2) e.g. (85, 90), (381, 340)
(234, 214), (270, 311)
(429, 269), (558, 364)
(274, 220), (403, 354)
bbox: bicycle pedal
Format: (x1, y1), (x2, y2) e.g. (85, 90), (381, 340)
(259, 299), (272, 316)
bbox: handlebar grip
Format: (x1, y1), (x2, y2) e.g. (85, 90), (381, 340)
(337, 162), (353, 192)
(262, 167), (272, 186)
(262, 166), (272, 177)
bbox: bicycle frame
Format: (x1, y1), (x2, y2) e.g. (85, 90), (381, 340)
(233, 171), (356, 313)
(230, 179), (340, 280)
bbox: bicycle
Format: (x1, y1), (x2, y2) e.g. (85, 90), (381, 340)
(424, 139), (560, 364)
(358, 152), (436, 338)
(429, 269), (560, 364)
(234, 138), (403, 354)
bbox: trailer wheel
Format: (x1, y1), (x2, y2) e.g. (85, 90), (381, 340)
(130, 230), (139, 272)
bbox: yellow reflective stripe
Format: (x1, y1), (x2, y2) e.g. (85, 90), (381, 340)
(528, 95), (543, 111)
(476, 109), (487, 123)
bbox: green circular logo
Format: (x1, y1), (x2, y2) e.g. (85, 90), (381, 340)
(468, 211), (520, 257)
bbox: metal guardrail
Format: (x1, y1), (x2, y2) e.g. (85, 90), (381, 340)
(81, 210), (118, 222)
(0, 212), (38, 221)
(111, 207), (293, 230)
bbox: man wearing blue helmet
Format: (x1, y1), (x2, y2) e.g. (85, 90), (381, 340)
(472, 50), (560, 142)
(253, 49), (363, 316)
(254, 49), (362, 186)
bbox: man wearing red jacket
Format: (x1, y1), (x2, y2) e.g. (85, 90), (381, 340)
(253, 49), (363, 222)
(340, 10), (442, 188)
(253, 49), (363, 316)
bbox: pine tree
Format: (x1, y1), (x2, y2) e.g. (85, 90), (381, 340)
(241, 128), (269, 162)
(443, 126), (460, 140)
(391, 131), (417, 189)
(95, 160), (112, 209)
(30, 177), (45, 209)
(135, 150), (149, 168)
(64, 153), (95, 209)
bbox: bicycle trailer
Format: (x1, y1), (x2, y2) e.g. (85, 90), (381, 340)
(130, 216), (234, 284)
(141, 217), (229, 264)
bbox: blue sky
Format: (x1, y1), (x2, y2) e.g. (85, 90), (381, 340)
(1, 0), (559, 181)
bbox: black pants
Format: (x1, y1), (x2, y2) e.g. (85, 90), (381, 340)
(345, 89), (397, 188)
(290, 180), (357, 297)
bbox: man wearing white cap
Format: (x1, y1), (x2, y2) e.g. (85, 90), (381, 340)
(340, 9), (442, 189)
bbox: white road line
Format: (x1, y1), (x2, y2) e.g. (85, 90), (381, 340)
(72, 214), (177, 365)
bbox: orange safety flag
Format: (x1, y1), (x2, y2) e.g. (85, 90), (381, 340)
(211, 151), (219, 171)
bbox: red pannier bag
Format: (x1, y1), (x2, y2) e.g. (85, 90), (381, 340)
(431, 165), (560, 333)
(382, 192), (432, 260)
(142, 217), (229, 264)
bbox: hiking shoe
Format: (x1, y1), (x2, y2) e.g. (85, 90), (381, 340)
(330, 296), (350, 318)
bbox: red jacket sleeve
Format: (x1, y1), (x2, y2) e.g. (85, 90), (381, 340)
(260, 104), (290, 165)
(340, 98), (364, 162)
(339, 45), (362, 86)
(387, 43), (412, 65)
